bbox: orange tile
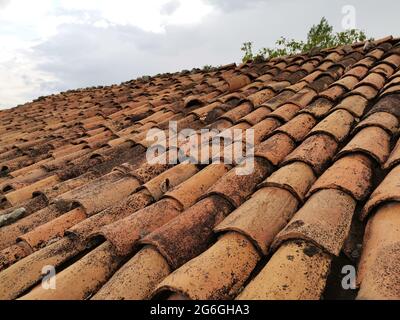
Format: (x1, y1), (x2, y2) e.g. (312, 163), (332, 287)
(152, 232), (260, 300)
(362, 165), (400, 220)
(283, 134), (338, 174)
(141, 195), (232, 269)
(337, 126), (391, 165)
(273, 189), (356, 256)
(357, 202), (400, 300)
(92, 246), (170, 300)
(215, 187), (298, 255)
(309, 109), (354, 142)
(308, 154), (373, 201)
(96, 198), (182, 256)
(274, 113), (317, 142)
(237, 241), (331, 300)
(355, 111), (399, 135)
(254, 133), (295, 166)
(164, 164), (229, 209)
(20, 242), (124, 300)
(385, 138), (400, 170)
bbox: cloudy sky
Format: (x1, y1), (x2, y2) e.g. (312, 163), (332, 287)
(0, 0), (399, 109)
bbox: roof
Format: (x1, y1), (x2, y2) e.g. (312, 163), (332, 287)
(0, 35), (400, 300)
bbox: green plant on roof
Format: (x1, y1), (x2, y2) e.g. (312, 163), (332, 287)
(241, 17), (369, 63)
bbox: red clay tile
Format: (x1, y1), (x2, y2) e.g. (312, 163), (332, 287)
(92, 246), (171, 300)
(385, 138), (400, 170)
(1, 37), (399, 301)
(345, 66), (369, 79)
(287, 88), (317, 108)
(0, 237), (86, 300)
(5, 175), (60, 206)
(254, 133), (296, 166)
(219, 103), (253, 123)
(56, 173), (140, 216)
(336, 127), (391, 165)
(66, 191), (153, 240)
(307, 154), (373, 201)
(282, 134), (338, 175)
(164, 164), (229, 209)
(260, 162), (316, 202)
(204, 157), (271, 208)
(320, 85), (346, 101)
(352, 85), (379, 100)
(236, 241), (331, 300)
(262, 90), (295, 111)
(361, 165), (400, 220)
(301, 98), (334, 118)
(246, 88), (276, 107)
(267, 103), (302, 123)
(0, 205), (64, 251)
(368, 94), (400, 118)
(215, 187), (298, 255)
(0, 241), (32, 272)
(372, 63), (396, 79)
(225, 75), (251, 92)
(17, 207), (86, 250)
(96, 198), (182, 256)
(141, 195), (232, 269)
(357, 202), (400, 300)
(308, 109), (354, 143)
(355, 112), (399, 135)
(20, 242), (124, 300)
(273, 113), (317, 142)
(334, 75), (359, 91)
(381, 83), (400, 96)
(332, 94), (369, 117)
(239, 106), (272, 125)
(252, 118), (281, 144)
(273, 189), (356, 256)
(141, 164), (199, 201)
(356, 73), (386, 90)
(152, 232), (260, 300)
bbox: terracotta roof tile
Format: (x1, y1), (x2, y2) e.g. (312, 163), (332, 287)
(20, 242), (124, 300)
(95, 198), (183, 257)
(301, 97), (334, 118)
(1, 36), (400, 300)
(215, 187), (299, 255)
(140, 195), (232, 270)
(152, 232), (260, 300)
(92, 246), (170, 300)
(362, 165), (400, 220)
(307, 154), (373, 201)
(204, 157), (272, 208)
(384, 138), (400, 170)
(354, 111), (399, 135)
(237, 241), (331, 300)
(254, 133), (296, 165)
(357, 202), (400, 299)
(332, 94), (369, 117)
(336, 126), (391, 165)
(282, 134), (338, 175)
(273, 189), (356, 256)
(308, 109), (355, 143)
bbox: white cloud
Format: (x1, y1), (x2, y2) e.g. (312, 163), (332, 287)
(56, 0), (213, 33)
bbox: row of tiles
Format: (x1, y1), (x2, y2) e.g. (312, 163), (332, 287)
(0, 36), (399, 300)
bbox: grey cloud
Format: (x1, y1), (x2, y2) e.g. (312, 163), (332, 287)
(0, 0), (10, 9)
(161, 0), (181, 15)
(206, 0), (269, 12)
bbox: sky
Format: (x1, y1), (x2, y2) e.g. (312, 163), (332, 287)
(0, 0), (399, 109)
